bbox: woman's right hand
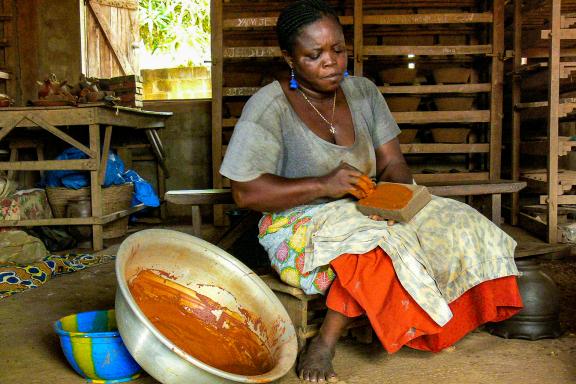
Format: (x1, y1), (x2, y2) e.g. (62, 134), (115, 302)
(320, 163), (373, 199)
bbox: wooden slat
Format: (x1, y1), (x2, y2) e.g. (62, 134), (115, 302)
(393, 110), (490, 123)
(100, 204), (146, 224)
(0, 159), (98, 171)
(541, 27), (576, 39)
(223, 46), (281, 58)
(165, 189), (234, 205)
(511, 0), (522, 226)
(354, 0), (364, 76)
(380, 83), (491, 94)
(212, 0), (225, 226)
(0, 70), (10, 79)
(87, 0), (134, 75)
(426, 180), (526, 197)
(363, 12), (493, 24)
(99, 125), (113, 184)
(363, 45), (492, 56)
(24, 114), (97, 158)
(414, 172), (489, 184)
(540, 194), (576, 205)
(222, 15), (353, 29)
(400, 143), (489, 153)
(89, 123), (104, 251)
(0, 218), (96, 227)
(547, 0), (561, 244)
(490, 0), (504, 183)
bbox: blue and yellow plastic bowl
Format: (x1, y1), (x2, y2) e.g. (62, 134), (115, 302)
(54, 309), (142, 383)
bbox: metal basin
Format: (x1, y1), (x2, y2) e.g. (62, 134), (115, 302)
(115, 229), (297, 383)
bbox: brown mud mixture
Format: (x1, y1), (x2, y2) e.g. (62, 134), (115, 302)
(129, 269), (274, 376)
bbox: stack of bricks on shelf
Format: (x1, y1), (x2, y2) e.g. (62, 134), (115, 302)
(99, 75), (143, 108)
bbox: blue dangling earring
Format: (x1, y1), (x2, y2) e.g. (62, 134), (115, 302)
(344, 70), (350, 78)
(289, 68), (298, 89)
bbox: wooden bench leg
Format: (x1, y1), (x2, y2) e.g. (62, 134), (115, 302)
(191, 205), (202, 238)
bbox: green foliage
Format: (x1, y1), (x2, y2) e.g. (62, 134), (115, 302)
(139, 0), (210, 67)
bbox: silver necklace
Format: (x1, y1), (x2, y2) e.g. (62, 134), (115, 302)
(298, 89), (337, 135)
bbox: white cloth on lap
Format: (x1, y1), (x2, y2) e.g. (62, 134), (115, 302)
(304, 196), (519, 326)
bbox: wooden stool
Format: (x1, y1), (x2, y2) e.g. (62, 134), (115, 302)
(7, 138), (45, 180)
(260, 274), (372, 350)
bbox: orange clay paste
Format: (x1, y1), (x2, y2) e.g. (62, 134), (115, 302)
(358, 183), (413, 210)
(129, 269), (274, 376)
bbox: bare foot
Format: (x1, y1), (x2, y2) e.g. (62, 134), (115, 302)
(297, 336), (338, 382)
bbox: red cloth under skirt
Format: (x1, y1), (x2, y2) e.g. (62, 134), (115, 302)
(326, 247), (523, 353)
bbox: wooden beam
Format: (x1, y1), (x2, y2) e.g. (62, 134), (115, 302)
(401, 143), (489, 153)
(547, 0), (561, 244)
(0, 159), (98, 170)
(354, 0), (363, 76)
(380, 83), (491, 94)
(490, 0), (504, 182)
(393, 110), (490, 124)
(24, 114), (97, 158)
(414, 172), (489, 184)
(0, 113), (27, 142)
(363, 45), (492, 56)
(511, 0), (522, 226)
(426, 180), (526, 197)
(165, 189), (234, 205)
(99, 125), (113, 185)
(363, 12), (493, 25)
(87, 0), (134, 75)
(212, 0), (225, 226)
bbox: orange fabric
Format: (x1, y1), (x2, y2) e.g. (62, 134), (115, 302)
(327, 248), (523, 353)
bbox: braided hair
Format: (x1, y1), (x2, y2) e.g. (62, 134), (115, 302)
(276, 0), (341, 55)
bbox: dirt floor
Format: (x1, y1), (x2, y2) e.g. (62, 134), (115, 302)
(1, 224), (576, 384)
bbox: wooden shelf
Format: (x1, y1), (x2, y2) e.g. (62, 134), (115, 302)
(363, 44), (492, 56)
(520, 136), (576, 156)
(379, 83), (491, 94)
(413, 172), (489, 184)
(516, 97), (576, 119)
(400, 143), (489, 153)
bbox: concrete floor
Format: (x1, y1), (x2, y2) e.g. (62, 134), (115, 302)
(1, 225), (576, 384)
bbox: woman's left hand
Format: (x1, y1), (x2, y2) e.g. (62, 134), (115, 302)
(368, 215), (395, 226)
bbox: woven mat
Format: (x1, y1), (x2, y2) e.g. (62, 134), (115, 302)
(0, 253), (115, 299)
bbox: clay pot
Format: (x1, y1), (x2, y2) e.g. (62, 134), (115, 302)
(385, 96), (421, 112)
(432, 67), (475, 84)
(433, 95), (476, 111)
(223, 72), (262, 87)
(66, 197), (92, 248)
(486, 258), (563, 340)
(397, 129), (418, 144)
(378, 67), (417, 85)
(225, 101), (245, 117)
(430, 128), (471, 143)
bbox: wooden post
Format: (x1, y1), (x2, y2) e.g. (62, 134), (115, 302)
(90, 124), (104, 251)
(490, 0), (505, 226)
(98, 125), (113, 185)
(511, 0), (522, 226)
(547, 0), (561, 243)
(353, 0), (363, 76)
(211, 0), (226, 226)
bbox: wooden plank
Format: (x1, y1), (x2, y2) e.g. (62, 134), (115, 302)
(88, 0), (133, 75)
(212, 0), (225, 226)
(540, 194), (576, 205)
(523, 47), (576, 58)
(363, 45), (492, 56)
(0, 218), (95, 227)
(222, 15), (353, 29)
(414, 172), (489, 184)
(425, 180), (526, 196)
(90, 0), (137, 10)
(223, 87), (260, 97)
(165, 189), (234, 205)
(99, 125), (113, 184)
(393, 110), (490, 124)
(511, 0), (522, 226)
(223, 46), (281, 58)
(0, 159), (98, 171)
(0, 113), (27, 142)
(100, 204), (146, 224)
(363, 12), (493, 25)
(24, 114), (97, 158)
(260, 275), (315, 300)
(490, 0), (504, 182)
(400, 143), (489, 153)
(380, 83), (491, 94)
(89, 123), (104, 251)
(354, 0), (363, 76)
(548, 0), (561, 244)
(541, 27), (576, 39)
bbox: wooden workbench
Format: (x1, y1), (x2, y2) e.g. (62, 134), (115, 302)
(0, 104), (172, 250)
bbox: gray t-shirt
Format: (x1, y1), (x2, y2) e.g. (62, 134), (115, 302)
(220, 76), (400, 182)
